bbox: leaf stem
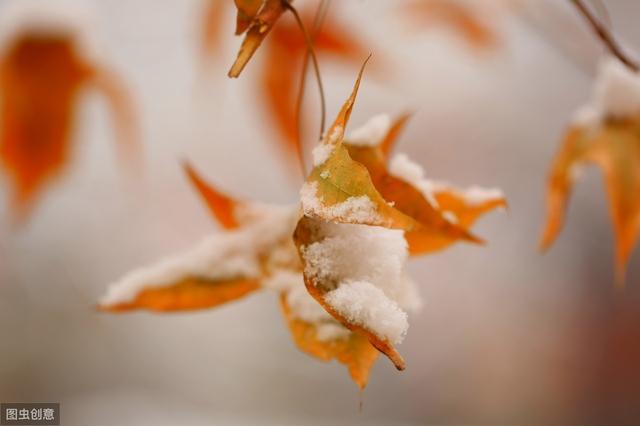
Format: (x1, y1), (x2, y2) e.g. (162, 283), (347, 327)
(285, 1), (327, 174)
(570, 0), (639, 72)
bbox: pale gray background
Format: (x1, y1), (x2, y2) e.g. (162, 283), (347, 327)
(1, 0), (640, 424)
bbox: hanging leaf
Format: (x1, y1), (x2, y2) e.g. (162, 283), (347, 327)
(541, 123), (640, 281)
(0, 32), (138, 222)
(541, 59), (640, 283)
(343, 116), (505, 254)
(280, 294), (379, 389)
(229, 0), (289, 78)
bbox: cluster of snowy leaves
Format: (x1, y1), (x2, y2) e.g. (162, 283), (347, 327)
(100, 66), (505, 387)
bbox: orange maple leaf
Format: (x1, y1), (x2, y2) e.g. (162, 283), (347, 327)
(540, 59), (640, 284)
(0, 32), (138, 222)
(100, 65), (505, 388)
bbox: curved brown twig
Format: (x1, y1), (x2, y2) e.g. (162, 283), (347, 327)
(284, 1), (328, 174)
(571, 0), (639, 72)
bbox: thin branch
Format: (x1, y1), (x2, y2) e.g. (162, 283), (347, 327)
(284, 1), (327, 174)
(571, 0), (639, 72)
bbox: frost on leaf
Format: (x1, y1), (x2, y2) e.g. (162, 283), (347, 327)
(0, 4), (138, 222)
(541, 60), (640, 282)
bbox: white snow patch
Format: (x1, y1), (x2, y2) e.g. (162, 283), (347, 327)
(390, 153), (504, 208)
(312, 143), (334, 167)
(266, 270), (349, 342)
(346, 114), (391, 146)
(325, 280), (408, 344)
(389, 153), (443, 208)
(300, 181), (385, 225)
(101, 201), (353, 341)
(574, 58), (640, 127)
(442, 211), (458, 224)
(462, 186), (505, 206)
(301, 222), (419, 343)
(100, 206), (297, 307)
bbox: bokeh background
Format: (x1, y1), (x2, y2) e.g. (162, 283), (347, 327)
(1, 0), (640, 424)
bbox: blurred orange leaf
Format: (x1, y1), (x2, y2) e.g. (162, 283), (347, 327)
(0, 33), (138, 222)
(403, 0), (498, 49)
(541, 121), (640, 282)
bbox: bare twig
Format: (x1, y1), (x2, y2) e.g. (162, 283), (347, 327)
(571, 0), (639, 72)
(284, 1), (328, 174)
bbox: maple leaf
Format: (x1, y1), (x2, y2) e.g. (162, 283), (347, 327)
(342, 115), (506, 255)
(0, 30), (138, 222)
(100, 63), (504, 387)
(294, 62), (505, 370)
(402, 0), (499, 50)
(541, 60), (640, 282)
(228, 0), (290, 78)
(100, 163), (382, 388)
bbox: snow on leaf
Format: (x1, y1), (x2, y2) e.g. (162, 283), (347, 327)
(294, 67), (419, 370)
(293, 216), (410, 371)
(99, 277), (260, 313)
(100, 164), (378, 388)
(344, 116), (505, 255)
(301, 61), (419, 231)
